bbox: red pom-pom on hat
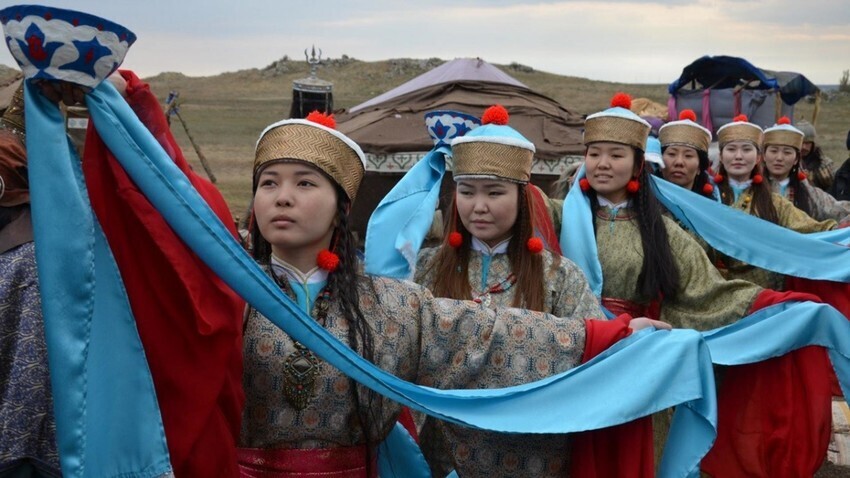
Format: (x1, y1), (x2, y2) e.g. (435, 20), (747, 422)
(733, 114), (749, 123)
(777, 116), (791, 125)
(702, 183), (715, 195)
(316, 249), (340, 271)
(447, 231), (463, 248)
(305, 110), (336, 129)
(482, 105), (509, 126)
(526, 237), (544, 254)
(579, 178), (591, 192)
(752, 174), (764, 185)
(611, 92), (632, 109)
(679, 109), (697, 122)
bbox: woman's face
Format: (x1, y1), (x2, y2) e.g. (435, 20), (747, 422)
(661, 145), (701, 190)
(455, 178), (519, 247)
(253, 161), (338, 260)
(720, 141), (760, 182)
(584, 142), (636, 204)
(763, 145), (798, 180)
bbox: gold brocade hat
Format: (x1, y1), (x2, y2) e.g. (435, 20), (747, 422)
(583, 93), (651, 151)
(659, 109), (711, 153)
(450, 105), (535, 183)
(717, 114), (763, 149)
(254, 112), (366, 202)
(763, 117), (804, 151)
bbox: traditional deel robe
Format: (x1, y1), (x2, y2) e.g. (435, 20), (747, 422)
(771, 177), (850, 224)
(715, 179), (836, 289)
(241, 256), (629, 477)
(414, 238), (604, 477)
(0, 208), (60, 476)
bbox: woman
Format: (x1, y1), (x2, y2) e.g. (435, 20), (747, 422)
(712, 115), (836, 289)
(238, 111), (662, 477)
(564, 93), (835, 478)
(658, 109), (716, 199)
(413, 105), (607, 475)
(763, 117), (850, 224)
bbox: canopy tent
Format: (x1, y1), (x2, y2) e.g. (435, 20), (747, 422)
(668, 55), (820, 134)
(336, 57), (585, 239)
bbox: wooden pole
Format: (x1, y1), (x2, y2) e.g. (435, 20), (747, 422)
(167, 102), (217, 184)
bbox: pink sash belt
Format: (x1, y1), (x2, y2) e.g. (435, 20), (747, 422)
(237, 445), (374, 478)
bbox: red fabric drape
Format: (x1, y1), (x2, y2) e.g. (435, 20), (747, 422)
(702, 289), (833, 478)
(572, 306), (653, 478)
(83, 70), (244, 476)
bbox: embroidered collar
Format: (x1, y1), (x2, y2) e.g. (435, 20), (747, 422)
(471, 236), (510, 255)
(597, 196), (632, 209)
(270, 254), (328, 285)
(595, 196), (634, 221)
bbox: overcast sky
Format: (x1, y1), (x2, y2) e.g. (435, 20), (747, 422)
(1, 0), (847, 85)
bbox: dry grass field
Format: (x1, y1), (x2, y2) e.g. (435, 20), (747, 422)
(4, 58), (848, 219)
(141, 57), (849, 220)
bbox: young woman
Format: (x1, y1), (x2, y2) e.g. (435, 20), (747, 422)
(658, 109), (716, 199)
(712, 115), (836, 289)
(563, 93), (836, 478)
(763, 117), (850, 224)
(239, 111), (663, 477)
(413, 105), (608, 476)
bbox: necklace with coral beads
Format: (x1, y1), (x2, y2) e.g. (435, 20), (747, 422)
(271, 271), (332, 410)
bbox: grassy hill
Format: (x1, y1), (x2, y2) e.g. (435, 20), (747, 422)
(5, 58), (848, 218)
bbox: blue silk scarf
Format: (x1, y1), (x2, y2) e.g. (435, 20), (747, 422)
(25, 83), (171, 477)
(32, 81), (723, 478)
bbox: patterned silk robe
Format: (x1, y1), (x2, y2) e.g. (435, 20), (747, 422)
(241, 258), (607, 477)
(0, 209), (59, 474)
(414, 239), (605, 477)
(771, 178), (850, 224)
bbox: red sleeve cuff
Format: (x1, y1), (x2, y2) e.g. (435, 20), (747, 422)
(582, 314), (633, 363)
(749, 289), (822, 314)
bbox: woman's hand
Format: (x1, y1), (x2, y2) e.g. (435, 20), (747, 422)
(35, 80), (89, 106)
(628, 317), (672, 331)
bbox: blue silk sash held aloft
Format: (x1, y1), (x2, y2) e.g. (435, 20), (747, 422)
(364, 145), (448, 279)
(70, 81), (726, 477)
(24, 84), (172, 477)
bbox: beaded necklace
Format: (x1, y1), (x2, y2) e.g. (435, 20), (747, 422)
(473, 272), (517, 307)
(272, 271), (332, 410)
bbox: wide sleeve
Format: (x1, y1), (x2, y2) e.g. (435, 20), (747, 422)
(772, 193), (836, 232)
(659, 217), (762, 330)
(548, 253), (605, 320)
(412, 285), (628, 391)
(412, 246), (439, 290)
(805, 182), (850, 223)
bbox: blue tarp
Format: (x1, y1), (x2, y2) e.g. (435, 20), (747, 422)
(668, 55), (818, 105)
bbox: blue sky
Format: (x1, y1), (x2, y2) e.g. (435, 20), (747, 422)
(1, 0), (847, 84)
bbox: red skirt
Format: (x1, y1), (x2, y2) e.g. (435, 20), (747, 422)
(237, 446), (376, 478)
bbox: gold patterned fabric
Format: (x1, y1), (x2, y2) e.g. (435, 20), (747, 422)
(715, 189), (836, 289)
(414, 247), (605, 477)
(241, 266), (589, 477)
(659, 120), (711, 152)
(593, 207), (762, 330)
(717, 122), (762, 148)
(452, 141), (533, 183)
(584, 114), (650, 151)
(254, 121), (365, 201)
